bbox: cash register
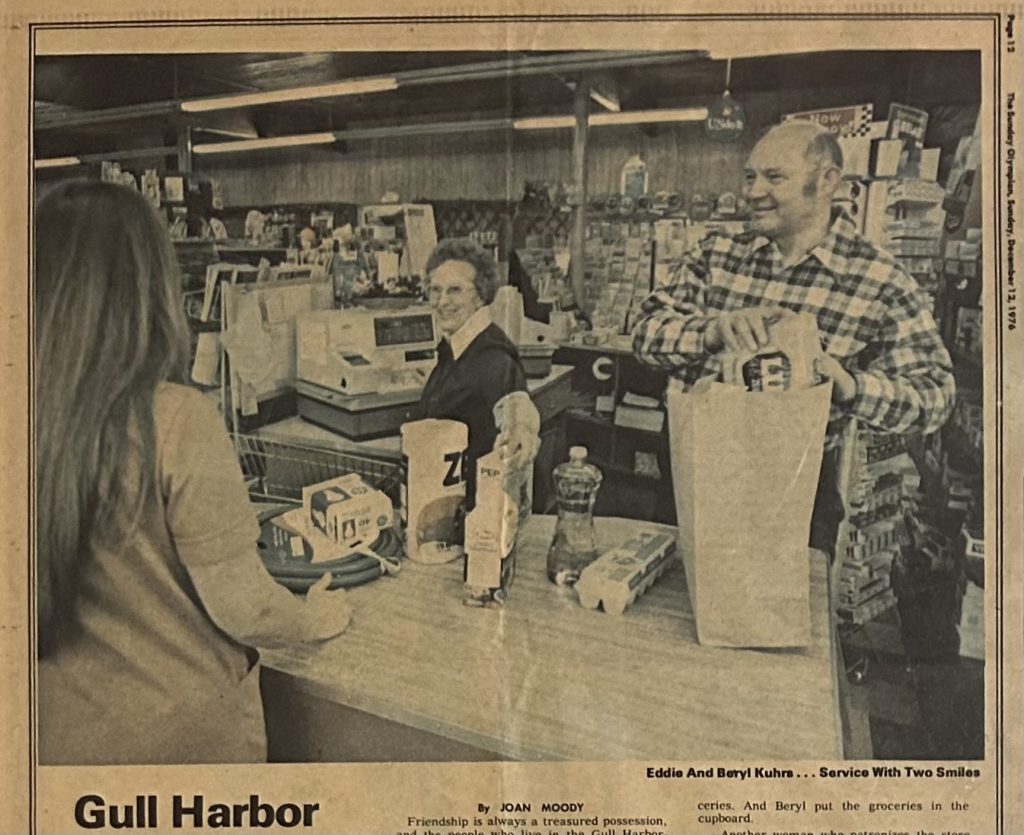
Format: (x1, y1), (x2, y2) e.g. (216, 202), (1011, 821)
(295, 306), (437, 439)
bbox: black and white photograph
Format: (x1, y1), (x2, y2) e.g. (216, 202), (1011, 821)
(6, 6), (1023, 834)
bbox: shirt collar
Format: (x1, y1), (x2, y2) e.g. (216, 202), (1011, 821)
(749, 207), (856, 275)
(446, 305), (492, 360)
(808, 209), (857, 276)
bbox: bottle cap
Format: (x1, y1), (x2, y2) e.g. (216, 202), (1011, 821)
(569, 446), (588, 461)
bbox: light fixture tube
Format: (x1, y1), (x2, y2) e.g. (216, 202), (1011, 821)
(34, 156), (81, 169)
(589, 89), (621, 112)
(515, 108), (708, 131)
(512, 115), (576, 130)
(591, 107), (708, 126)
(192, 132), (338, 155)
(189, 107), (712, 156)
(196, 127), (261, 140)
(181, 77), (399, 113)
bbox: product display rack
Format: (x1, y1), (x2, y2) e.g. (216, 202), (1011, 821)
(836, 430), (920, 626)
(832, 104), (981, 642)
(582, 217), (655, 335)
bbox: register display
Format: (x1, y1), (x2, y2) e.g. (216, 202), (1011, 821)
(373, 313), (434, 347)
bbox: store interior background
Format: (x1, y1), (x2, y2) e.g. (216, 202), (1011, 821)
(34, 48), (984, 760)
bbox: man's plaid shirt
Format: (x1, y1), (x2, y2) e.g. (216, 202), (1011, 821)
(632, 210), (955, 446)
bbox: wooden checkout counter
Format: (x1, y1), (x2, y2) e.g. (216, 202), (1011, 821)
(249, 350), (857, 762)
(259, 516), (844, 762)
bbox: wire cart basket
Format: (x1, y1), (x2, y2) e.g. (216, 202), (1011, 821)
(231, 432), (404, 508)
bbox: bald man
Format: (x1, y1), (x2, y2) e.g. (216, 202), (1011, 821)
(632, 120), (955, 552)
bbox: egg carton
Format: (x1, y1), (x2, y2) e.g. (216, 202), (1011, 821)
(575, 532), (676, 615)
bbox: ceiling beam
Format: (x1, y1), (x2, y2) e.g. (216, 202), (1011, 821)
(35, 100), (179, 130)
(394, 50), (706, 88)
(35, 50), (707, 131)
(190, 107), (708, 156)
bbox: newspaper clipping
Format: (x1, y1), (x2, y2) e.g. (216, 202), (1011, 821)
(1, 2), (1022, 834)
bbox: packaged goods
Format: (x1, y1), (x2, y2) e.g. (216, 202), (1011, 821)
(401, 418), (468, 564)
(837, 589), (897, 624)
(303, 474), (393, 552)
(721, 312), (821, 392)
(575, 532), (676, 615)
(620, 155), (648, 199)
(546, 447), (603, 586)
(463, 450), (525, 607)
(258, 506), (402, 589)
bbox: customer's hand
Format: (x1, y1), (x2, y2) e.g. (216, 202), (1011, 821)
(815, 353), (857, 405)
(705, 306), (793, 354)
(495, 423), (541, 472)
(304, 574), (353, 639)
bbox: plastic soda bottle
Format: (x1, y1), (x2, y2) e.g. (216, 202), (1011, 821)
(546, 446), (603, 586)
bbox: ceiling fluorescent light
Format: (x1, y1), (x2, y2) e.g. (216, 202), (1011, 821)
(589, 89), (621, 112)
(591, 108), (708, 126)
(181, 77), (398, 113)
(514, 108), (709, 131)
(195, 127), (261, 140)
(190, 107), (712, 156)
(193, 132), (337, 155)
(34, 156), (81, 169)
(512, 115), (576, 130)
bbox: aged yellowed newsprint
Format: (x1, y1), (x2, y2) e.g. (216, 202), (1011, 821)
(1, 2), (1022, 834)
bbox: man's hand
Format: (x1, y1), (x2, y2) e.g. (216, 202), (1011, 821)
(495, 423), (541, 472)
(705, 306), (793, 354)
(815, 353), (857, 405)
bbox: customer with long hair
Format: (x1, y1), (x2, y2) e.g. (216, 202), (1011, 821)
(35, 181), (351, 764)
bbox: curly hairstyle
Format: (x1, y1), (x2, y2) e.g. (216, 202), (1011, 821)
(424, 237), (498, 304)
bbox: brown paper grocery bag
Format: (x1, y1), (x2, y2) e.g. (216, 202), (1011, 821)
(667, 377), (833, 647)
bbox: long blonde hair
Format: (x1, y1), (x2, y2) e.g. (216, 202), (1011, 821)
(35, 181), (191, 657)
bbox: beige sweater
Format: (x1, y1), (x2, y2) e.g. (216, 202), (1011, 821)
(39, 383), (270, 764)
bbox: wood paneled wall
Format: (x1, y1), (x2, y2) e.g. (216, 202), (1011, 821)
(196, 80), (947, 208)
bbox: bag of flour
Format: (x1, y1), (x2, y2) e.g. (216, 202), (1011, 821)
(401, 418), (469, 564)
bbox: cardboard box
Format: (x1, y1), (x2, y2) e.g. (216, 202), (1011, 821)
(837, 135), (872, 179)
(871, 139), (904, 178)
(304, 474), (393, 551)
(464, 450), (523, 603)
(576, 532), (676, 615)
(919, 147), (941, 181)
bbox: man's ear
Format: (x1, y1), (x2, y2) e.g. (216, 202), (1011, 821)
(820, 165), (843, 197)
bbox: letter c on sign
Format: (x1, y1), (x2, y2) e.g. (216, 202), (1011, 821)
(592, 357), (613, 382)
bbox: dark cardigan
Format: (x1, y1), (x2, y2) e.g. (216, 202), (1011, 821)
(413, 323), (528, 507)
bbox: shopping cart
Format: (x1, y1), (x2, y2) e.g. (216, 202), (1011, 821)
(231, 432), (403, 507)
(231, 433), (406, 590)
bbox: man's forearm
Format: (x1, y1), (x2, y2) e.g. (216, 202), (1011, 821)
(632, 299), (712, 370)
(847, 367), (956, 435)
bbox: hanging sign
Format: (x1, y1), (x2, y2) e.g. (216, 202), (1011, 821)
(705, 91), (747, 142)
(886, 102), (930, 148)
(783, 103), (874, 137)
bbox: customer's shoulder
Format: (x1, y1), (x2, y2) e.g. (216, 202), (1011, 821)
(154, 382), (222, 434)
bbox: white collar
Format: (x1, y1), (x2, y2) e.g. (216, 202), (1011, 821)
(447, 305), (492, 360)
